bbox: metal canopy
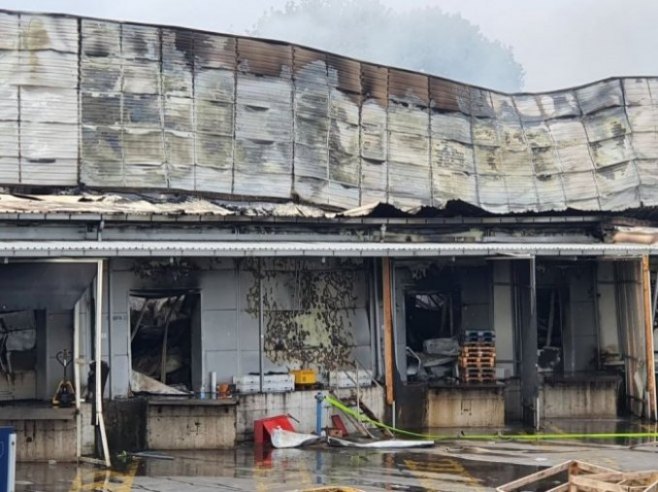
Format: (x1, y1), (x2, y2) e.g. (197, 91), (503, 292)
(0, 241), (656, 258)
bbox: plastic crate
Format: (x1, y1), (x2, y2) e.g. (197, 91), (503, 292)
(233, 374), (295, 394)
(290, 369), (317, 386)
(329, 369), (372, 389)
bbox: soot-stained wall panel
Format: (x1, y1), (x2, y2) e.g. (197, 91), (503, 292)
(2, 10), (658, 214)
(0, 13), (79, 185)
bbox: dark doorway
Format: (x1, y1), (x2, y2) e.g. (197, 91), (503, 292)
(129, 290), (199, 390)
(405, 292), (456, 352)
(536, 286), (566, 374)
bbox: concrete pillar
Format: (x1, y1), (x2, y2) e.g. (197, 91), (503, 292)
(493, 260), (515, 378)
(514, 258), (538, 427)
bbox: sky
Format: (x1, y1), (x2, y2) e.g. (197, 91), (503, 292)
(1, 0), (657, 92)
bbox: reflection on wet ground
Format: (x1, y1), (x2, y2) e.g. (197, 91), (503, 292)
(14, 419), (658, 492)
(17, 446), (541, 492)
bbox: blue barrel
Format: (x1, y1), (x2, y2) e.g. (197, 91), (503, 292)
(0, 427), (16, 492)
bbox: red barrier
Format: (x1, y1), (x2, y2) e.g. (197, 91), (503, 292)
(253, 415), (295, 445)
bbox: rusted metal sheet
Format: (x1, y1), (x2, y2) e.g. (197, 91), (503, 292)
(388, 69), (429, 106)
(0, 10), (657, 214)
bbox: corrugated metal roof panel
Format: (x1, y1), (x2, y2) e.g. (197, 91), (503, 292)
(194, 33), (235, 69)
(21, 159), (77, 185)
(0, 12), (19, 50)
(20, 14), (78, 53)
(1, 10), (658, 216)
(326, 54), (360, 94)
(591, 137), (633, 168)
(195, 68), (234, 102)
(238, 38), (291, 77)
(627, 105), (655, 133)
(623, 78), (651, 106)
(360, 100), (386, 162)
(195, 165), (232, 194)
(21, 87), (77, 124)
(21, 122), (77, 160)
(562, 170), (599, 208)
(505, 174), (538, 211)
(360, 63), (387, 104)
(195, 133), (233, 167)
(471, 118), (498, 147)
(584, 107), (630, 142)
(122, 24), (160, 61)
(632, 133), (658, 159)
(576, 79), (623, 115)
(389, 69), (428, 106)
(513, 94), (543, 122)
(432, 169), (477, 205)
(81, 19), (119, 57)
(535, 173), (566, 211)
(555, 144), (594, 172)
(539, 91), (579, 119)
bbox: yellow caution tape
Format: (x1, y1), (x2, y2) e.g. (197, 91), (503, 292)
(323, 395), (658, 441)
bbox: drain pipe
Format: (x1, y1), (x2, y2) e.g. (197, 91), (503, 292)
(95, 260), (111, 467)
(315, 393), (324, 435)
(74, 298), (81, 461)
(258, 259), (264, 394)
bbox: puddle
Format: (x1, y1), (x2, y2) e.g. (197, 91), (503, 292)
(16, 418), (656, 492)
(17, 446), (545, 491)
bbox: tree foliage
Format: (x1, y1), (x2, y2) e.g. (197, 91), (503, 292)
(251, 0), (524, 92)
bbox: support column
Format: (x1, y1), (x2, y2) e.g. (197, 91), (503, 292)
(516, 257), (539, 428)
(382, 258), (394, 406)
(258, 258), (265, 394)
(641, 255), (657, 420)
(94, 260), (111, 467)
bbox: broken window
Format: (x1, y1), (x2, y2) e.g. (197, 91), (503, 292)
(405, 292), (456, 352)
(537, 287), (565, 374)
(129, 291), (199, 392)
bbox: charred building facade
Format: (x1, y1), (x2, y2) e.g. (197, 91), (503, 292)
(0, 10), (656, 461)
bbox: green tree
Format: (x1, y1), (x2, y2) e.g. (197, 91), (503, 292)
(252, 0), (524, 92)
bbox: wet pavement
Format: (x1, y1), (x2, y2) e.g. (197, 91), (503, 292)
(17, 446), (542, 491)
(13, 419), (658, 492)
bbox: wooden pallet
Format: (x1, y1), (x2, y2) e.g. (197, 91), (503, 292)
(460, 367), (495, 376)
(459, 359), (495, 368)
(460, 348), (495, 355)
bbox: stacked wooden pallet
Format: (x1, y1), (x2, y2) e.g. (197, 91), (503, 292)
(459, 331), (496, 383)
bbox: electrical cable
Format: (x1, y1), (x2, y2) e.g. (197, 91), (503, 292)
(323, 395), (658, 442)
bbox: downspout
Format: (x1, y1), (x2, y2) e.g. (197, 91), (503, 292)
(369, 259), (379, 378)
(95, 260), (111, 467)
(106, 260), (112, 399)
(258, 258), (264, 394)
(73, 298), (81, 461)
(641, 256), (657, 420)
(382, 258), (395, 408)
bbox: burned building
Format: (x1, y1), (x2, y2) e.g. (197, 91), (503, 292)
(0, 9), (656, 462)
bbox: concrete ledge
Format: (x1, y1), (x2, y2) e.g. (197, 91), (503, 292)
(2, 418), (76, 461)
(146, 402), (237, 450)
(426, 385), (505, 428)
(0, 406), (75, 420)
(540, 377), (620, 419)
(148, 398), (237, 407)
(235, 386), (385, 441)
